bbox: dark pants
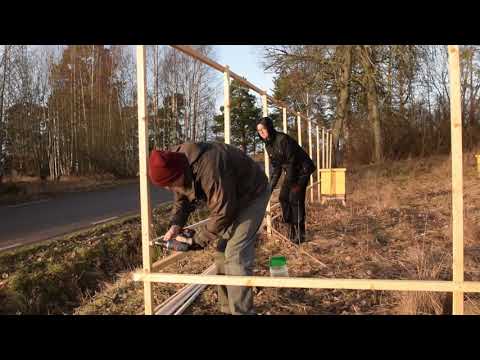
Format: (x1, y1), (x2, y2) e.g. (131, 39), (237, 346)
(278, 174), (310, 243)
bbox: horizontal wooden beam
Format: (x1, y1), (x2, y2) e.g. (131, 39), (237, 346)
(170, 45), (226, 72)
(132, 272), (480, 293)
(170, 45), (322, 126)
(151, 252), (189, 272)
(171, 45), (264, 94)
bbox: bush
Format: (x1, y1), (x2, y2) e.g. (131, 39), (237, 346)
(0, 183), (23, 196)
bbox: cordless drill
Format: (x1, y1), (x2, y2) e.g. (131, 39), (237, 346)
(159, 228), (196, 252)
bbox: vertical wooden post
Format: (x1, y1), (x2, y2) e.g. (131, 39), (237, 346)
(297, 112), (302, 147)
(316, 125), (321, 202)
(224, 66), (231, 144)
(308, 117), (314, 202)
(283, 107), (287, 134)
(322, 128), (325, 169)
(136, 45), (153, 315)
(448, 45), (464, 315)
(329, 132), (333, 169)
(262, 93), (272, 236)
(327, 132), (330, 169)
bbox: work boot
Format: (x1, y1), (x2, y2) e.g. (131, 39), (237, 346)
(288, 224), (300, 244)
(288, 223), (306, 245)
(298, 222), (306, 244)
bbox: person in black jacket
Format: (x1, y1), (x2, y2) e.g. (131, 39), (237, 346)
(256, 116), (315, 244)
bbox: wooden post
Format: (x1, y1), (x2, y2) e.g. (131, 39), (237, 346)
(308, 117), (314, 202)
(133, 271), (480, 293)
(297, 112), (302, 147)
(448, 45), (464, 315)
(224, 66), (231, 144)
(283, 107), (287, 134)
(322, 128), (325, 169)
(326, 132), (329, 169)
(329, 132), (333, 169)
(262, 93), (272, 236)
(316, 125), (321, 202)
(325, 131), (329, 169)
(136, 45), (154, 315)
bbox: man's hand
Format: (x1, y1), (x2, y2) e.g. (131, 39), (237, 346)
(164, 225), (182, 241)
(175, 228), (195, 245)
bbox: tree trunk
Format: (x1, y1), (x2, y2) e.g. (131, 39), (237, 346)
(361, 46), (383, 163)
(332, 45), (352, 165)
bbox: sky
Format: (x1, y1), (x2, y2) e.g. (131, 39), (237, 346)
(214, 45), (275, 112)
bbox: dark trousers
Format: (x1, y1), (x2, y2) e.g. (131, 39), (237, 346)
(278, 174), (310, 242)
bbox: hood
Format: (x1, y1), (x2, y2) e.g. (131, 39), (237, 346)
(169, 142), (210, 165)
(256, 116), (277, 144)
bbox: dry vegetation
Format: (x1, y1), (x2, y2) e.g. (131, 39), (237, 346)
(3, 152), (480, 315)
(73, 151), (480, 315)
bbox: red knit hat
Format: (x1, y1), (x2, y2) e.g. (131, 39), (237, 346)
(148, 150), (189, 187)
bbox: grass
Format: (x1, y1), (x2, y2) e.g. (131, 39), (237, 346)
(0, 202), (207, 314)
(80, 152), (472, 315)
(4, 151), (480, 315)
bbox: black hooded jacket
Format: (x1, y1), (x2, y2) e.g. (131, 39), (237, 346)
(256, 117), (315, 190)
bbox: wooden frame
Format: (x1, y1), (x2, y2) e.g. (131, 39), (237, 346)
(262, 93), (272, 236)
(134, 44), (472, 316)
(171, 45), (315, 125)
(132, 272), (480, 293)
(448, 45), (464, 315)
(322, 127), (325, 169)
(224, 66), (231, 144)
(136, 45), (154, 315)
(297, 112), (302, 147)
(316, 125), (321, 201)
(308, 117), (314, 202)
(329, 131), (333, 169)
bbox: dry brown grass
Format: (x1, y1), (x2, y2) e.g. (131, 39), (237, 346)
(396, 243), (452, 315)
(70, 151), (480, 315)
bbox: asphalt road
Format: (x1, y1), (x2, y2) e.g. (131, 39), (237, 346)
(0, 183), (172, 251)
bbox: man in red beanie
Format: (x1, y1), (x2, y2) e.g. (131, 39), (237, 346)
(148, 142), (270, 315)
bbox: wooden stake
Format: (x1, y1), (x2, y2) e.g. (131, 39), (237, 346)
(263, 93), (272, 236)
(448, 45), (464, 315)
(322, 128), (325, 169)
(224, 66), (231, 144)
(308, 117), (314, 202)
(283, 107), (287, 134)
(316, 125), (321, 202)
(136, 45), (154, 315)
(297, 112), (302, 147)
(329, 132), (333, 169)
(271, 228), (328, 268)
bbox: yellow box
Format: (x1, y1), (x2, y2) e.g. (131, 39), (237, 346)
(320, 168), (346, 196)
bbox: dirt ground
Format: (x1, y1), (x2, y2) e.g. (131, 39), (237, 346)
(74, 151), (480, 315)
